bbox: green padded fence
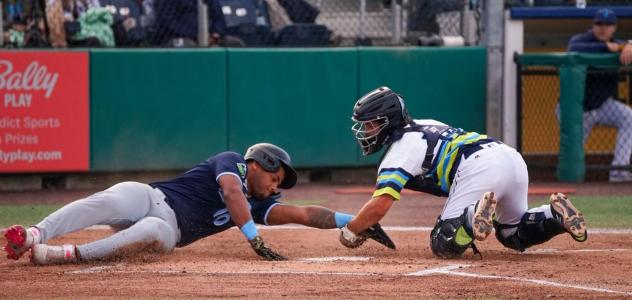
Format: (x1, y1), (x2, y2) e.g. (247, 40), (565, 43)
(358, 47), (487, 165)
(227, 48), (359, 167)
(90, 49), (228, 171)
(518, 53), (620, 182)
(89, 47), (487, 171)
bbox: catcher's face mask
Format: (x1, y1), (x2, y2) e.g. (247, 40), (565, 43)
(351, 117), (389, 156)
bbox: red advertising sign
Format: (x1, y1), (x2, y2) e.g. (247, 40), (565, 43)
(0, 51), (89, 172)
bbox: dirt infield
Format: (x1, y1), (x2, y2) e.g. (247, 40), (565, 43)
(1, 183), (632, 299)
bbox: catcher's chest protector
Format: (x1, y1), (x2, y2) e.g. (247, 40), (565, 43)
(383, 124), (494, 197)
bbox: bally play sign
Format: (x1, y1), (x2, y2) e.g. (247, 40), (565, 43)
(0, 51), (89, 172)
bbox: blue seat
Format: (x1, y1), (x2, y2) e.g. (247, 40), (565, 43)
(217, 0), (275, 46)
(276, 24), (331, 47)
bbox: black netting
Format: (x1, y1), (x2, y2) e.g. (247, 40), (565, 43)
(1, 0), (479, 48)
(507, 0), (632, 7)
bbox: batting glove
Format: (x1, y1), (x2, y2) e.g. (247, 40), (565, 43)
(339, 225), (367, 248)
(249, 236), (287, 261)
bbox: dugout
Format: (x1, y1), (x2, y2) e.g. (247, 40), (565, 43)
(509, 5), (632, 182)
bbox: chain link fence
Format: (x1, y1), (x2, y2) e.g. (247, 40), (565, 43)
(519, 65), (632, 182)
(506, 0), (632, 7)
(1, 0), (479, 48)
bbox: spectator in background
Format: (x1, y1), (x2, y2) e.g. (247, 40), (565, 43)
(152, 0), (225, 47)
(408, 0), (462, 36)
(264, 0), (291, 31)
(3, 0), (51, 47)
(567, 8), (632, 183)
(70, 6), (115, 46)
(3, 0), (27, 47)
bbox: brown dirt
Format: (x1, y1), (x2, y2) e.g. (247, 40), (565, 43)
(1, 183), (632, 299)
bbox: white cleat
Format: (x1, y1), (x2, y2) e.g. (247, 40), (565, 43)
(550, 193), (587, 242)
(472, 192), (497, 241)
(609, 171), (632, 183)
(31, 244), (78, 265)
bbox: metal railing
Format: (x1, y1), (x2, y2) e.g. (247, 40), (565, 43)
(518, 57), (632, 182)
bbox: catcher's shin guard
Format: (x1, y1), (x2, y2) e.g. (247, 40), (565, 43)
(430, 209), (475, 259)
(494, 213), (566, 252)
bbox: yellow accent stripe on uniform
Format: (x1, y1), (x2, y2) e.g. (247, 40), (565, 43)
(372, 187), (401, 201)
(376, 173), (408, 186)
(435, 132), (488, 191)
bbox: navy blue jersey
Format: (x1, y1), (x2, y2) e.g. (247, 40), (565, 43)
(150, 152), (280, 247)
(567, 30), (622, 111)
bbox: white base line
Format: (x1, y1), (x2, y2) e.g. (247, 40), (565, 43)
(67, 264), (121, 274)
(85, 225), (632, 234)
(525, 248), (629, 254)
(66, 263), (632, 296)
(299, 256), (373, 262)
(408, 264), (632, 296)
(405, 264), (470, 276)
(66, 268), (377, 277)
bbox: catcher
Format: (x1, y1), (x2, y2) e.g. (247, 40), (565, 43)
(339, 87), (587, 258)
(4, 143), (394, 265)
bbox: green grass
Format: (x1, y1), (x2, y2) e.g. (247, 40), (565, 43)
(1, 197), (629, 229)
(532, 196), (632, 228)
(0, 204), (63, 228)
(0, 200), (326, 229)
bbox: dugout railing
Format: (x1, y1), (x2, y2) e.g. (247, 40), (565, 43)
(517, 52), (632, 182)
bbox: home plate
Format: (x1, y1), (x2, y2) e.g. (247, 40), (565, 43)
(300, 256), (372, 262)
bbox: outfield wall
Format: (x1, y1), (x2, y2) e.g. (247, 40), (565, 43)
(90, 47), (487, 171)
(0, 48), (487, 173)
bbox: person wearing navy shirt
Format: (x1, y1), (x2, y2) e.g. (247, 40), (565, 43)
(567, 8), (632, 183)
(5, 143), (391, 265)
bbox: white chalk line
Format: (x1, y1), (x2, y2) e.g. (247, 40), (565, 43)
(85, 225), (632, 234)
(299, 256), (372, 262)
(67, 262), (632, 296)
(407, 264), (632, 296)
(525, 248), (629, 254)
(66, 264), (122, 274)
(405, 264), (470, 276)
(66, 266), (378, 277)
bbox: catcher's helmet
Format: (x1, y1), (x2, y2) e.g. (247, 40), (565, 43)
(244, 143), (297, 189)
(351, 86), (411, 155)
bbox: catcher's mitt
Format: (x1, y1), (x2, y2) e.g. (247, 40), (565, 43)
(340, 223), (396, 249)
(361, 223), (396, 249)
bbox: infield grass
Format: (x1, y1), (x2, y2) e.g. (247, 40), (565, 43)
(531, 195), (632, 228)
(0, 199), (326, 228)
(0, 204), (63, 228)
(0, 196), (630, 229)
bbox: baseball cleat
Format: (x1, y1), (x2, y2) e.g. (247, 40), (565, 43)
(609, 170), (632, 183)
(4, 225), (40, 260)
(472, 192), (497, 241)
(30, 244), (78, 265)
(550, 193), (587, 242)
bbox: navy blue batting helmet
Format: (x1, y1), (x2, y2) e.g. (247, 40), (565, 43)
(244, 143), (297, 189)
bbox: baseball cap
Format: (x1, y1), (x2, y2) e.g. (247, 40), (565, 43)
(594, 8), (617, 25)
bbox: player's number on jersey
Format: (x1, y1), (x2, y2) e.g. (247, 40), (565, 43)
(213, 208), (231, 226)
